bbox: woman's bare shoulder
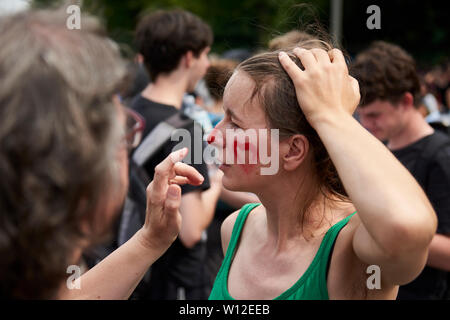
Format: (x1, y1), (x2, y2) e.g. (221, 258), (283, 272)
(221, 204), (264, 255)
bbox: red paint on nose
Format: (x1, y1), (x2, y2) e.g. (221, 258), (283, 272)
(208, 128), (221, 145)
(207, 134), (215, 144)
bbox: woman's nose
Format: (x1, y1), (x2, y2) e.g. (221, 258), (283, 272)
(207, 129), (221, 147)
(207, 122), (225, 147)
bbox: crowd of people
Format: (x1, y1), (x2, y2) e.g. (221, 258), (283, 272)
(0, 5), (449, 300)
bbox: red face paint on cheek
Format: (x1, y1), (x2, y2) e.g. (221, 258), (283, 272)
(233, 139), (251, 156)
(239, 164), (254, 175)
(234, 138), (259, 174)
(246, 140), (259, 164)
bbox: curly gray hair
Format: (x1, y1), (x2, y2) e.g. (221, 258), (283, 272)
(0, 8), (127, 298)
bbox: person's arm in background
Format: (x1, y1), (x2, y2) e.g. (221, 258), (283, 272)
(424, 150), (450, 271)
(59, 149), (204, 299)
(178, 169), (222, 248)
(427, 234), (450, 271)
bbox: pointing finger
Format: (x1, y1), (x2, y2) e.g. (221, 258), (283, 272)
(150, 148), (188, 204)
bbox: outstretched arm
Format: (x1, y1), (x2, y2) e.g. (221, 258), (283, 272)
(59, 148), (204, 299)
(279, 48), (437, 286)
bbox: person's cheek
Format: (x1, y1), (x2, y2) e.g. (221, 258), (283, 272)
(233, 138), (259, 175)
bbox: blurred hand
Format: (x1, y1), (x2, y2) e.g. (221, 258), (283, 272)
(278, 47), (360, 127)
(138, 148), (204, 253)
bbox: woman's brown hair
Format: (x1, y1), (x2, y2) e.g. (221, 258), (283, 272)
(237, 40), (350, 228)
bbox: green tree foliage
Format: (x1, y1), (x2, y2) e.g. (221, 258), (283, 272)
(32, 0), (448, 65)
(32, 0), (329, 54)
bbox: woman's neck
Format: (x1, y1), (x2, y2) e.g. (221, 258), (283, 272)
(255, 173), (350, 251)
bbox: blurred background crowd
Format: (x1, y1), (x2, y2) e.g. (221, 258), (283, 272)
(0, 0), (449, 300)
(4, 0), (446, 125)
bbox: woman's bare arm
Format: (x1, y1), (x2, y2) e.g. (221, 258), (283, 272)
(279, 48), (437, 286)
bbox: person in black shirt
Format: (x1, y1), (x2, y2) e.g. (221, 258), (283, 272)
(352, 41), (450, 299)
(132, 9), (222, 299)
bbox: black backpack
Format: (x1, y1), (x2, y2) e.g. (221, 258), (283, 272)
(412, 127), (450, 300)
(414, 123), (450, 188)
(83, 112), (194, 289)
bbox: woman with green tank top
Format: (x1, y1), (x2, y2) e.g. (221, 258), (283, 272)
(207, 43), (437, 300)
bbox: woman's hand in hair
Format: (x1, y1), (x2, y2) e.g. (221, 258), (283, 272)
(138, 148), (204, 256)
(280, 48), (437, 288)
(278, 47), (360, 127)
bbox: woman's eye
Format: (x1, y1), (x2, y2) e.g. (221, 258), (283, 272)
(225, 113), (241, 129)
(230, 121), (240, 128)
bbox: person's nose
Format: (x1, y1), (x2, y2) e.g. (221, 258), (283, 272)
(207, 124), (224, 148)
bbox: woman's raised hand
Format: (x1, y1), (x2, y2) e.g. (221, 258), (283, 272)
(278, 47), (360, 127)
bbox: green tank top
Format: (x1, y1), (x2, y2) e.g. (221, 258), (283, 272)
(209, 203), (357, 300)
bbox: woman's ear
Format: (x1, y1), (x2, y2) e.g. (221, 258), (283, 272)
(282, 134), (309, 171)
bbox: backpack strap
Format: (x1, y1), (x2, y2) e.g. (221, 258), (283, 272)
(132, 112), (193, 166)
(413, 132), (450, 190)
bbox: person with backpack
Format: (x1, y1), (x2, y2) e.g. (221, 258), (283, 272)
(352, 41), (450, 299)
(130, 9), (222, 299)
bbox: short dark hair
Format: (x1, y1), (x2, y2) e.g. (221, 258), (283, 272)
(135, 9), (213, 80)
(350, 41), (421, 107)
